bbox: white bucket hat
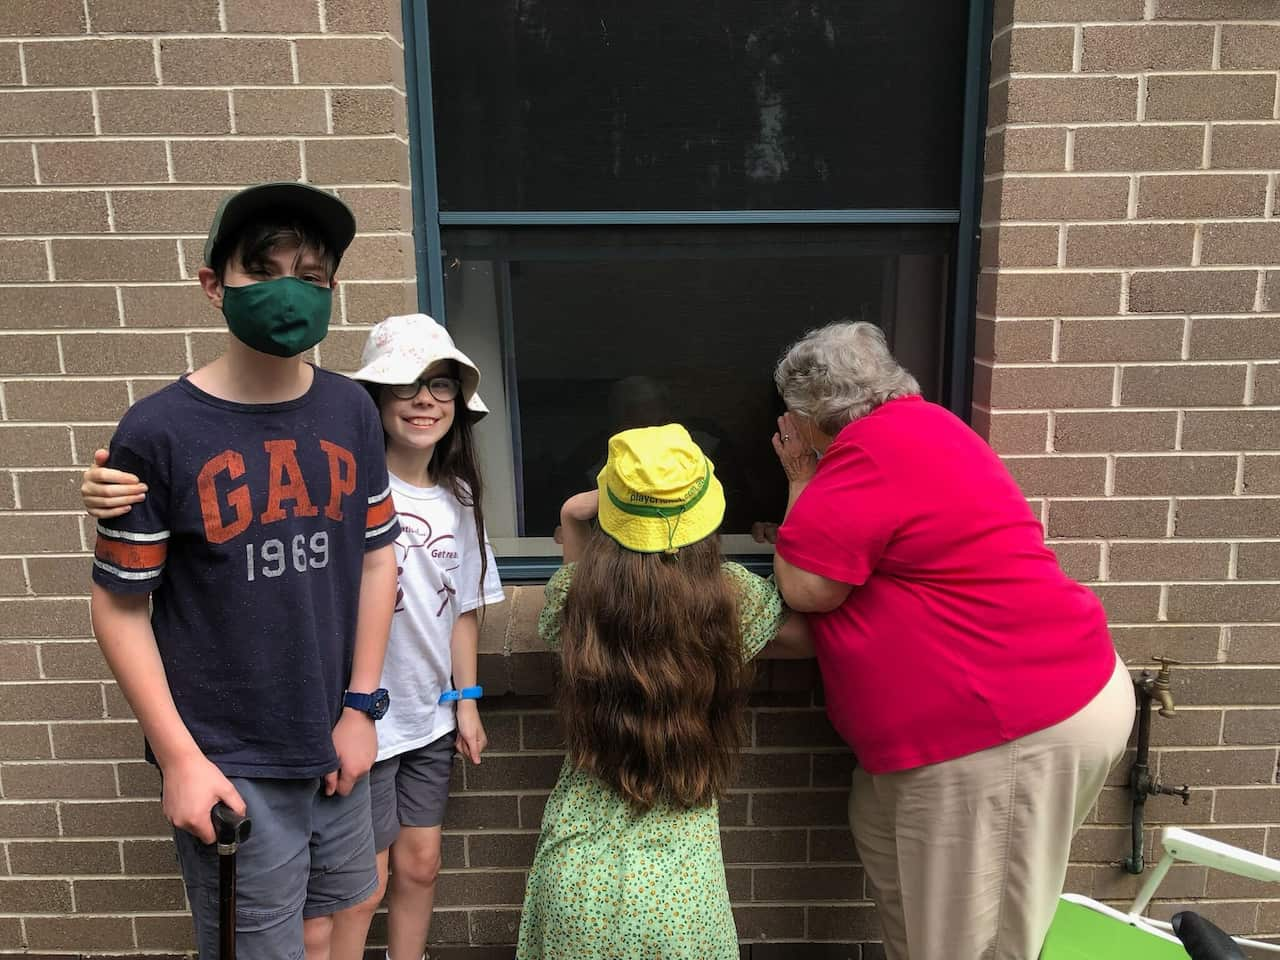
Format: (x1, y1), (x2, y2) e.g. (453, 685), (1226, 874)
(350, 313), (488, 419)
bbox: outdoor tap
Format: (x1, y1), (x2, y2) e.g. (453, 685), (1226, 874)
(1152, 656), (1179, 718)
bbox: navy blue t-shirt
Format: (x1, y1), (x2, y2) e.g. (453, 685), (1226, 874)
(92, 368), (400, 778)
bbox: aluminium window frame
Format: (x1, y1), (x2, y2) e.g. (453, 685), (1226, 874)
(400, 0), (993, 582)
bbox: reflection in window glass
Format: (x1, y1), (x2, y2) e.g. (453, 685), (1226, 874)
(443, 227), (952, 549)
(429, 1), (967, 211)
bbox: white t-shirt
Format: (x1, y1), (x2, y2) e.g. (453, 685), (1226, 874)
(376, 473), (504, 762)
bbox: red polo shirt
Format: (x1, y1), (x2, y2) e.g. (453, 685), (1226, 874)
(775, 396), (1117, 774)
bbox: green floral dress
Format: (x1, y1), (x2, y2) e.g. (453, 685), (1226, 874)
(515, 561), (787, 960)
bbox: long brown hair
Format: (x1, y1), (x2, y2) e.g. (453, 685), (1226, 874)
(558, 529), (747, 812)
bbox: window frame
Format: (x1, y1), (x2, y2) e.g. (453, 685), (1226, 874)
(400, 0), (994, 582)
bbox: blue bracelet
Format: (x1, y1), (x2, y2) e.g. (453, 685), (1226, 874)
(438, 686), (483, 704)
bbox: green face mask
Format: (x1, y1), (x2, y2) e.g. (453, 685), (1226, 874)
(221, 276), (332, 358)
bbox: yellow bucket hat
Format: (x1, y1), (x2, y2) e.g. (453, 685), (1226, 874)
(596, 424), (726, 554)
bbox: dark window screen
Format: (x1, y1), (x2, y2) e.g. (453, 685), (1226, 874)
(429, 2), (968, 211)
(443, 226), (952, 538)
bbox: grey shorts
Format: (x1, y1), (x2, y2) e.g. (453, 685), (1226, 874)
(369, 730), (457, 852)
(172, 776), (377, 960)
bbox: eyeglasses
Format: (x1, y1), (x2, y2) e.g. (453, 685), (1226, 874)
(389, 376), (461, 403)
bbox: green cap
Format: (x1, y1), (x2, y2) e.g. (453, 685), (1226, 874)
(203, 181), (357, 270)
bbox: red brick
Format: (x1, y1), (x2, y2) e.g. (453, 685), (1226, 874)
(325, 0), (402, 35)
(1054, 412), (1178, 452)
(75, 876), (186, 912)
(110, 188), (224, 234)
(1081, 24), (1214, 72)
(1049, 541), (1103, 581)
(1212, 786), (1280, 822)
(9, 841), (121, 876)
(1001, 0), (1144, 20)
(50, 721), (141, 760)
(121, 284), (217, 328)
(1146, 75), (1277, 122)
(331, 88), (406, 137)
(0, 334), (60, 375)
(0, 879), (73, 913)
(1066, 224), (1194, 268)
(1128, 271), (1257, 315)
(62, 332), (188, 376)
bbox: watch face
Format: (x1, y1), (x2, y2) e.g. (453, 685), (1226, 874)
(371, 690), (391, 720)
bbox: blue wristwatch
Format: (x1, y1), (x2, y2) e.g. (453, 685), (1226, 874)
(438, 686), (483, 704)
(343, 688), (390, 720)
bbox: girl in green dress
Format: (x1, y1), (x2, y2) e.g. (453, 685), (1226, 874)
(517, 423), (811, 960)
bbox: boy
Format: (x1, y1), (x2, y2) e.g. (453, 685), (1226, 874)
(90, 182), (400, 960)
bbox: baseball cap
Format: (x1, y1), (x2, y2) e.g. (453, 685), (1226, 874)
(203, 181), (357, 270)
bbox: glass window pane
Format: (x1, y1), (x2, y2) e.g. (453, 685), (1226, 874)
(428, 2), (968, 212)
(443, 225), (953, 550)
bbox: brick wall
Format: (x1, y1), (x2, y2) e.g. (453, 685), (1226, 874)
(979, 0), (1280, 942)
(2, 0), (1278, 956)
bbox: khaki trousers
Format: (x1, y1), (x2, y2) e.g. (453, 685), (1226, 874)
(849, 656), (1134, 960)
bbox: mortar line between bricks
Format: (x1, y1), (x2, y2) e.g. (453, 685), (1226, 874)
(1211, 24), (1223, 70)
(984, 170), (1280, 181)
(16, 44), (27, 85)
(1006, 68), (1274, 79)
(0, 32), (393, 42)
(151, 39), (163, 85)
(80, 0), (92, 32)
(0, 133), (408, 144)
(317, 0), (328, 33)
(217, 0), (228, 31)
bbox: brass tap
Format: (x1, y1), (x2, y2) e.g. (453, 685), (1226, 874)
(1152, 655), (1179, 718)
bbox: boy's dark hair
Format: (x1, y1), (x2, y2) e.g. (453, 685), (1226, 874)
(211, 215), (338, 283)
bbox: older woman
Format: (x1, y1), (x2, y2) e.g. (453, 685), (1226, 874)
(766, 321), (1133, 960)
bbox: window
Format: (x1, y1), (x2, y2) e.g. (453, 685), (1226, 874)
(403, 0), (989, 575)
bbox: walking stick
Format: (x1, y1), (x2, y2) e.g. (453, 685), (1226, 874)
(212, 802), (252, 960)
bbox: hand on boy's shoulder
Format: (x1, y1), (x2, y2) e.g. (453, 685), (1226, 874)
(82, 448), (147, 519)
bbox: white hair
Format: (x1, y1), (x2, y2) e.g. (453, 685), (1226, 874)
(774, 321), (921, 435)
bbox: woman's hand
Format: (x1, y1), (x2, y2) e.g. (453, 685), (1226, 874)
(455, 701), (487, 765)
(82, 448), (147, 519)
(771, 413), (819, 487)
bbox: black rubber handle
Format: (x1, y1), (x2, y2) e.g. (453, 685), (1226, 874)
(1172, 911), (1247, 960)
(212, 802), (251, 848)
